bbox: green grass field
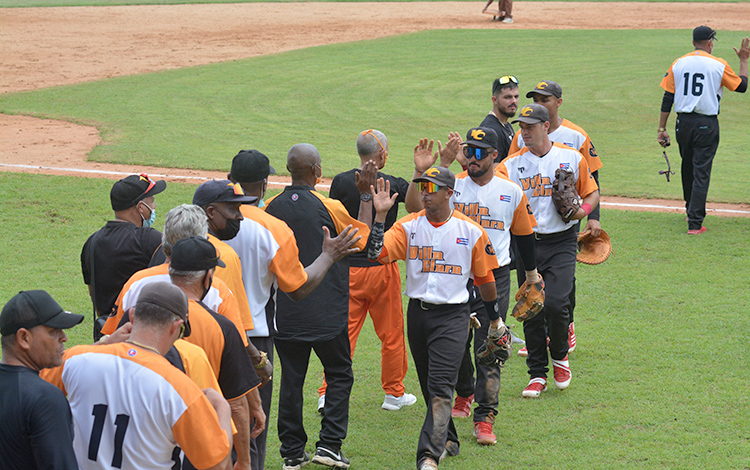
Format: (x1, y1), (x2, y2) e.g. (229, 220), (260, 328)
(2, 13), (750, 470)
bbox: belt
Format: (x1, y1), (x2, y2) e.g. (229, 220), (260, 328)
(534, 225), (576, 241)
(419, 300), (442, 311)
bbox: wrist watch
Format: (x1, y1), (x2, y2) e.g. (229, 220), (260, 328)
(658, 127), (667, 132)
(254, 351), (268, 369)
(360, 192), (373, 202)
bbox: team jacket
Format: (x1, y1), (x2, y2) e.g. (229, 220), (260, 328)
(451, 172), (536, 267)
(509, 118), (602, 173)
(207, 234), (254, 331)
(377, 210), (499, 305)
(496, 142), (599, 234)
(224, 204), (309, 338)
(41, 343), (230, 470)
(101, 263), (248, 347)
(660, 50), (743, 115)
(265, 186), (369, 342)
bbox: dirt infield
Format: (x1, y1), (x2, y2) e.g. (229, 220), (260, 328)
(1, 1), (749, 216)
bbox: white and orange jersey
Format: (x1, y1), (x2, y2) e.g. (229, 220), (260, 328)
(41, 343), (230, 470)
(451, 172), (536, 267)
(224, 204), (310, 337)
(661, 50), (743, 115)
(497, 143), (599, 234)
(207, 234), (254, 331)
(101, 264), (248, 347)
(378, 210), (499, 304)
(509, 118), (602, 173)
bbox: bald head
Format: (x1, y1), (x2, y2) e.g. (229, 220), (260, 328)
(287, 143), (322, 185)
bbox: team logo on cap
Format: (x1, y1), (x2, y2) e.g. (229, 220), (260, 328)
(520, 106), (533, 117)
(536, 81), (548, 90)
(424, 168), (440, 178)
(470, 129), (486, 141)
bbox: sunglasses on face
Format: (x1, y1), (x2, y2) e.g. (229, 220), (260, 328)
(463, 146), (492, 161)
(492, 75), (519, 93)
(418, 181), (441, 193)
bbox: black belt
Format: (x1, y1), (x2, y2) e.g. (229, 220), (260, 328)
(419, 300), (443, 311)
(534, 225), (576, 241)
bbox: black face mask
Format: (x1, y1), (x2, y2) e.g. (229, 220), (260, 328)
(213, 218), (241, 240)
(200, 272), (213, 302)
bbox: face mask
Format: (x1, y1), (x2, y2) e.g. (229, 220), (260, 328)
(213, 218), (241, 241)
(200, 272), (213, 302)
(140, 201), (156, 228)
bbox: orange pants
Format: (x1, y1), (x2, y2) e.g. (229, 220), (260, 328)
(318, 263), (408, 397)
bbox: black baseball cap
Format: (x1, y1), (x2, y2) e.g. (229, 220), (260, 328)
(192, 180), (257, 207)
(110, 174), (166, 211)
(136, 282), (191, 337)
(170, 236), (226, 271)
(464, 127), (498, 149)
(693, 26), (717, 42)
(229, 150), (276, 183)
(413, 166), (455, 190)
(0, 290), (84, 336)
(526, 80), (563, 99)
(512, 104), (550, 125)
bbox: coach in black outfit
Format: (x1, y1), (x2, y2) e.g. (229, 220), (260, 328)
(0, 290), (84, 470)
(265, 143), (367, 469)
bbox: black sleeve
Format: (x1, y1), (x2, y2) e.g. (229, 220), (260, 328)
(661, 91), (674, 113)
(148, 246), (166, 268)
(216, 315), (260, 400)
(513, 233), (537, 273)
(735, 76), (748, 93)
(329, 174), (343, 201)
(392, 176), (410, 204)
(30, 386), (80, 470)
(588, 170), (600, 221)
(80, 235), (93, 285)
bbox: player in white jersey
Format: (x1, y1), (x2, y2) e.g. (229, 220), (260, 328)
(42, 282), (233, 470)
(366, 166), (501, 470)
(509, 79), (603, 354)
(496, 104), (599, 398)
(658, 26), (749, 234)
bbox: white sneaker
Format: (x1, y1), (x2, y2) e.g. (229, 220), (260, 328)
(381, 393), (417, 411)
(501, 17), (514, 23)
(511, 330), (525, 345)
(317, 394), (325, 415)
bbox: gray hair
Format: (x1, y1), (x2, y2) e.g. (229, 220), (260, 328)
(162, 205), (208, 257)
(168, 268), (206, 287)
(356, 129), (387, 159)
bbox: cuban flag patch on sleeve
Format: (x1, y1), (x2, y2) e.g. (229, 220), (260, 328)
(499, 195), (512, 203)
(559, 163), (571, 170)
(456, 237), (469, 245)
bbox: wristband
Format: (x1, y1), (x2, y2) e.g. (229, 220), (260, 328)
(483, 300), (501, 322)
(254, 351), (268, 370)
(581, 203), (593, 216)
(658, 127), (667, 132)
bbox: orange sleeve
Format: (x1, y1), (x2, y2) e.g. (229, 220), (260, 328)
(380, 216), (412, 263)
(580, 136), (602, 173)
(322, 197), (369, 252)
(172, 394), (231, 470)
(474, 271), (495, 286)
(494, 161), (509, 178)
(576, 157), (599, 198)
(470, 230), (500, 279)
(39, 352), (69, 396)
(508, 131), (521, 155)
(215, 280), (249, 347)
(510, 193), (536, 236)
(721, 59), (743, 90)
(269, 232), (308, 293)
(660, 62), (676, 93)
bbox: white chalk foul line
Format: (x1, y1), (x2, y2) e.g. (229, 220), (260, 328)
(3, 163), (748, 214)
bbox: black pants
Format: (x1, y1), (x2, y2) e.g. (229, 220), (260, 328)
(407, 299), (469, 467)
(454, 266), (510, 423)
(249, 336), (274, 470)
(517, 229), (577, 379)
(274, 329), (353, 459)
(675, 113), (720, 230)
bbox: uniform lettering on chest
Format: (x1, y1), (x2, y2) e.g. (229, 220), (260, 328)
(518, 173), (552, 197)
(408, 246), (463, 275)
(453, 202), (505, 231)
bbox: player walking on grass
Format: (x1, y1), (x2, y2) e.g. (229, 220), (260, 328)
(658, 26), (749, 235)
(509, 80), (603, 356)
(496, 104), (599, 398)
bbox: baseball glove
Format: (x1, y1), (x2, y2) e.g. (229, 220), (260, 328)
(511, 274), (545, 322)
(476, 324), (513, 366)
(551, 168), (581, 223)
(577, 229), (612, 265)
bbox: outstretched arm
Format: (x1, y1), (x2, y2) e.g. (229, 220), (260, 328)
(405, 139), (437, 213)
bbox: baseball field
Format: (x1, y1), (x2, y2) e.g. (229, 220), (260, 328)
(1, 1), (749, 468)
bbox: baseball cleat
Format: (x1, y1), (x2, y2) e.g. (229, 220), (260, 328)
(687, 227), (707, 235)
(517, 346), (528, 357)
(451, 394), (474, 418)
(382, 393), (417, 411)
(568, 322), (577, 353)
(283, 451), (310, 470)
(473, 421), (497, 445)
(418, 458), (438, 470)
(552, 356), (572, 390)
(522, 378), (547, 398)
(311, 446), (349, 469)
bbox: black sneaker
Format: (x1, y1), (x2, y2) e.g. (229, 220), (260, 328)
(311, 446), (350, 469)
(283, 451), (310, 470)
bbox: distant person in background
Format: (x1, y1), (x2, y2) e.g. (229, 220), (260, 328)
(0, 290), (84, 470)
(482, 0), (513, 23)
(81, 173), (166, 339)
(658, 26), (749, 234)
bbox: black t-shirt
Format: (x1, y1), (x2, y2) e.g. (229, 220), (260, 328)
(329, 168), (409, 268)
(81, 220), (163, 316)
(0, 364), (79, 470)
(265, 186), (351, 342)
(480, 113), (515, 161)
